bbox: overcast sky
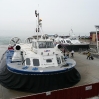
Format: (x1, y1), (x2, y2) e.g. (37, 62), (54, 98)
(0, 0), (99, 37)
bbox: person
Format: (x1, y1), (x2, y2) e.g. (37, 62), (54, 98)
(66, 51), (69, 58)
(89, 52), (94, 60)
(87, 51), (91, 60)
(71, 50), (74, 57)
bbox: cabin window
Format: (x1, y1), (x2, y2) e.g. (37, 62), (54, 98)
(33, 59), (39, 66)
(57, 57), (61, 64)
(26, 58), (30, 65)
(38, 41), (54, 48)
(46, 59), (52, 63)
(46, 42), (54, 48)
(38, 41), (46, 48)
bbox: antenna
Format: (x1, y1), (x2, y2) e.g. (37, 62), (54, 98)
(35, 9), (42, 40)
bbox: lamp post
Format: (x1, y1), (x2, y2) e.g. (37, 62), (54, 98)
(95, 25), (99, 53)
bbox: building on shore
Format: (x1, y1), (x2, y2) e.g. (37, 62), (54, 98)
(90, 31), (99, 42)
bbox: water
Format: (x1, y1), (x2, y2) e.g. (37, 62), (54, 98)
(0, 36), (26, 45)
(0, 36), (11, 45)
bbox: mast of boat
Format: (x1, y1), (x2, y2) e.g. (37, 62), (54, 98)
(71, 29), (73, 35)
(35, 10), (42, 40)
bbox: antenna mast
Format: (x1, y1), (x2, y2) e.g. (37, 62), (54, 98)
(35, 10), (42, 40)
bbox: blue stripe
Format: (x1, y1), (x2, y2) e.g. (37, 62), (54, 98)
(7, 65), (74, 75)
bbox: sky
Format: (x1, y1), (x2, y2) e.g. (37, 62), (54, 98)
(0, 0), (99, 37)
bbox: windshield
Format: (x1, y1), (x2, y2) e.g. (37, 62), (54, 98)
(38, 41), (54, 48)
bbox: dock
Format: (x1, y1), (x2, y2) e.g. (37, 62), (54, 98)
(0, 45), (99, 99)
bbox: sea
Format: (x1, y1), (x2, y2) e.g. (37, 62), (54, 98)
(0, 36), (26, 45)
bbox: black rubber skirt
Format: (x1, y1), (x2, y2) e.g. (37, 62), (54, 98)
(0, 52), (81, 93)
(61, 44), (89, 52)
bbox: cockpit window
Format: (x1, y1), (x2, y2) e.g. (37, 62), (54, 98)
(38, 41), (46, 48)
(38, 41), (54, 48)
(46, 42), (54, 48)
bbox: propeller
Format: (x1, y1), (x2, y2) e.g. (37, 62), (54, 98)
(10, 37), (22, 46)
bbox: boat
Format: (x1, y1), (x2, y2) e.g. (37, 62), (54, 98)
(0, 10), (81, 93)
(54, 34), (89, 45)
(54, 34), (90, 51)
